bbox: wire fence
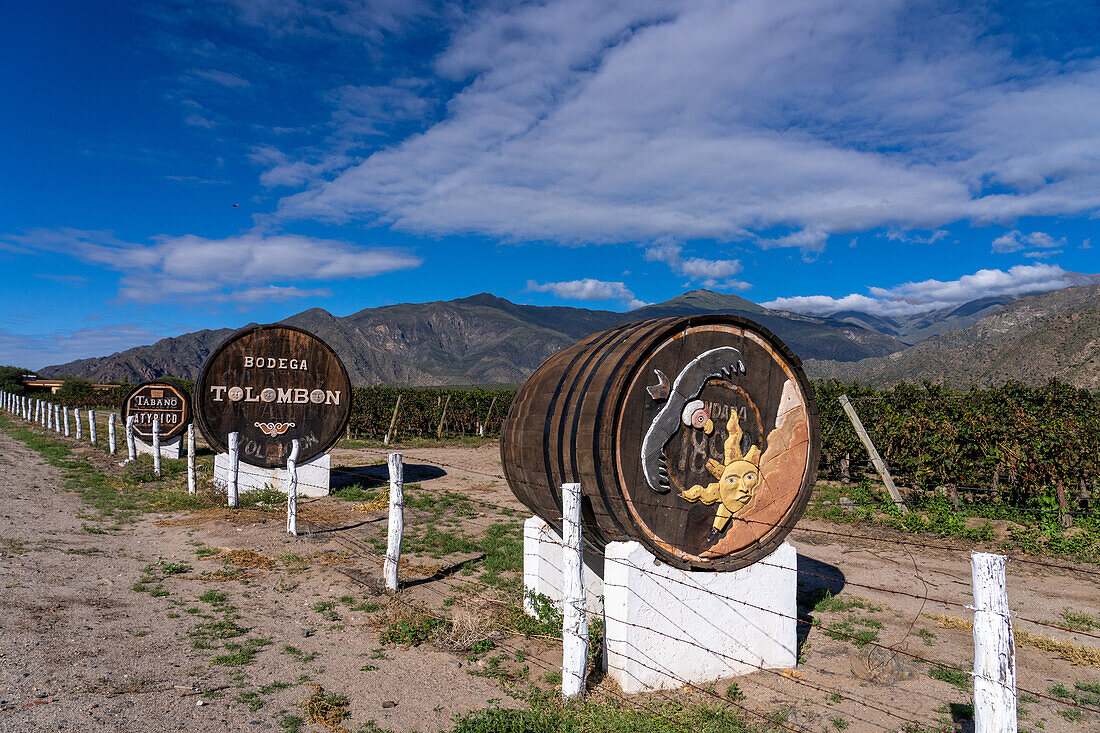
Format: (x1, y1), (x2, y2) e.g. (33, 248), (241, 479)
(4, 391), (1100, 730)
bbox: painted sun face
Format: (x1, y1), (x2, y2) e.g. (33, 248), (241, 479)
(719, 459), (761, 509)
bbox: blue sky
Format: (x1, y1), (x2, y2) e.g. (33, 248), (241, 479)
(1, 0), (1098, 369)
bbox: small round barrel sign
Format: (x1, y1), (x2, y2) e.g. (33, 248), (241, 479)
(121, 381), (192, 442)
(194, 324), (352, 468)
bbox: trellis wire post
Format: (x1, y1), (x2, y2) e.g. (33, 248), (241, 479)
(383, 393), (402, 446)
(126, 415), (136, 462)
(436, 394), (450, 439)
(152, 417), (162, 477)
(108, 413), (117, 454)
(561, 481), (588, 699)
(384, 452), (404, 591)
(286, 439), (300, 536)
(838, 394), (907, 513)
(227, 431), (239, 507)
(63, 406), (70, 437)
(88, 409), (97, 446)
(186, 423), (196, 495)
(971, 552), (1016, 733)
(74, 408), (82, 440)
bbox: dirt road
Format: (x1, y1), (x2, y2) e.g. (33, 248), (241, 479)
(1, 430), (1097, 732)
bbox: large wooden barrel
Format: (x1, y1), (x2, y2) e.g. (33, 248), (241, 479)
(194, 324), (352, 468)
(501, 315), (819, 571)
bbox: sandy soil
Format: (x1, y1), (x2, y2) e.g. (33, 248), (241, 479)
(0, 429), (1097, 732)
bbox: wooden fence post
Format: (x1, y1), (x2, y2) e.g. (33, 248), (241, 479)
(74, 408), (82, 440)
(46, 402), (52, 430)
(436, 394), (451, 439)
(126, 415), (136, 462)
(561, 481), (588, 699)
(227, 431), (239, 507)
(152, 417), (162, 477)
(383, 394), (402, 446)
(838, 395), (907, 513)
(187, 423), (196, 495)
(384, 452), (404, 591)
(286, 439), (300, 536)
(1054, 481), (1073, 529)
(971, 552), (1016, 733)
(108, 413), (117, 454)
(88, 410), (97, 446)
(63, 407), (70, 437)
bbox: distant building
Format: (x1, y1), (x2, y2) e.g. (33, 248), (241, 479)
(21, 379), (120, 394)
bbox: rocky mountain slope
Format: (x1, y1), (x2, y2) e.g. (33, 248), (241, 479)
(804, 285), (1100, 389)
(40, 290), (905, 386)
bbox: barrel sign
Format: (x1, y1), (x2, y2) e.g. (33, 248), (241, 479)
(501, 315), (820, 572)
(121, 381), (192, 442)
(194, 324), (352, 468)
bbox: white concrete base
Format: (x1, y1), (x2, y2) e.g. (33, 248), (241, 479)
(603, 540), (797, 694)
(523, 516), (605, 614)
(135, 436), (182, 459)
(214, 452), (330, 497)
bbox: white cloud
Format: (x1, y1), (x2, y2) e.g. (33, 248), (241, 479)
(527, 278), (646, 310)
(3, 228), (421, 304)
(991, 229), (1066, 254)
(191, 69), (250, 88)
(762, 264), (1099, 317)
(0, 324), (166, 371)
(265, 0), (1100, 251)
(644, 243), (750, 291)
(991, 231), (1024, 253)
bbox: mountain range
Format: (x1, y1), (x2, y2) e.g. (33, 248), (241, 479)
(38, 285), (1100, 389)
(805, 284), (1100, 390)
(41, 290), (904, 386)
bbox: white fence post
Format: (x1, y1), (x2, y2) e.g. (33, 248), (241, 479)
(186, 423), (196, 495)
(561, 481), (588, 699)
(45, 401), (51, 429)
(126, 415), (136, 462)
(384, 452), (404, 591)
(108, 413), (117, 454)
(152, 417), (162, 477)
(88, 410), (97, 445)
(972, 552), (1016, 733)
(227, 431), (239, 507)
(286, 439), (300, 536)
(74, 408), (82, 439)
(63, 407), (70, 437)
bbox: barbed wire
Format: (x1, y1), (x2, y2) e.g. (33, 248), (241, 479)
(3, 403), (1099, 721)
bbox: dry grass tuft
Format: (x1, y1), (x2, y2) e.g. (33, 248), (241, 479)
(303, 683), (352, 733)
(924, 613), (1100, 667)
(353, 496), (388, 512)
(219, 549), (275, 570)
(433, 597), (498, 653)
(1015, 629), (1100, 667)
(924, 613), (972, 631)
